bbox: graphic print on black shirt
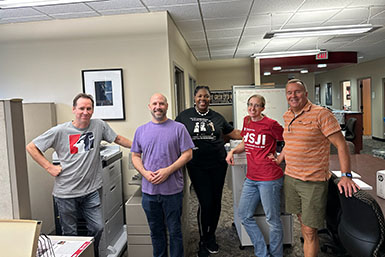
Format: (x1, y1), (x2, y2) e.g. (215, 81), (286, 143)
(69, 132), (94, 154)
(191, 117), (217, 141)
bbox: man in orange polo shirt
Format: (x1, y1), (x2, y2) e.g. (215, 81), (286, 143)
(277, 79), (359, 257)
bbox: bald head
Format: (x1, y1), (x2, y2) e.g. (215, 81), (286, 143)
(149, 93), (168, 104)
(148, 93), (168, 123)
(286, 79), (307, 92)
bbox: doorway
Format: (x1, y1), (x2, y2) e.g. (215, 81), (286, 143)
(358, 78), (372, 136)
(174, 65), (185, 115)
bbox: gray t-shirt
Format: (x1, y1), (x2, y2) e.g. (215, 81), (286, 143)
(33, 119), (117, 198)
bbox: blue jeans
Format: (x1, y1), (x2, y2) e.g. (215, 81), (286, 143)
(142, 192), (184, 257)
(238, 177), (284, 257)
(54, 190), (104, 257)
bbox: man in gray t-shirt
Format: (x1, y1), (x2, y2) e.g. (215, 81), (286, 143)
(26, 93), (132, 257)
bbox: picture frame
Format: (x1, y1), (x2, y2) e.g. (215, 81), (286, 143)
(326, 82), (332, 106)
(210, 90), (233, 106)
(82, 68), (125, 120)
(315, 84), (321, 105)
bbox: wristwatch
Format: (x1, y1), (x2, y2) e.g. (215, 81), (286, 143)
(341, 172), (353, 178)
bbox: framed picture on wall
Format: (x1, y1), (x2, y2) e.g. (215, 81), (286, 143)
(210, 90), (233, 106)
(315, 84), (321, 105)
(326, 82), (332, 106)
(82, 68), (125, 120)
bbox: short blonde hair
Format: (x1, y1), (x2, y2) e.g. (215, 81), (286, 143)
(286, 79), (307, 92)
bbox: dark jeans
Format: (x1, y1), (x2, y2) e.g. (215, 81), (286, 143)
(54, 190), (103, 257)
(187, 160), (227, 243)
(142, 192), (184, 257)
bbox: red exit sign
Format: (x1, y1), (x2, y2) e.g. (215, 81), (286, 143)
(316, 51), (328, 60)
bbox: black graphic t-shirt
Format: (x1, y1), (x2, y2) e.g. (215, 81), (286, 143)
(176, 107), (233, 166)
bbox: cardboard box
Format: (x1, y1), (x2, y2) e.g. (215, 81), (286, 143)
(0, 219), (41, 257)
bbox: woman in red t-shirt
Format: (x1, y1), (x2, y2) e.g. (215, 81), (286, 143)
(226, 94), (284, 257)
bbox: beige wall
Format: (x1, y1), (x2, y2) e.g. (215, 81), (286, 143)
(196, 58), (254, 122)
(167, 15), (198, 115)
(315, 58), (385, 139)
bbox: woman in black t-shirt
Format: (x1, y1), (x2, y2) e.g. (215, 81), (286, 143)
(176, 86), (241, 257)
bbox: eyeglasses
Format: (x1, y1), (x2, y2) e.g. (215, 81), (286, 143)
(247, 103), (263, 108)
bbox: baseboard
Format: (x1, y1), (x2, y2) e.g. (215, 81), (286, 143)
(372, 136), (385, 142)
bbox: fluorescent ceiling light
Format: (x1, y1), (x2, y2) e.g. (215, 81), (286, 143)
(264, 24), (376, 39)
(0, 0), (103, 8)
(264, 72), (271, 76)
(300, 70), (309, 74)
(252, 49), (321, 59)
(317, 64), (327, 68)
(273, 66), (282, 71)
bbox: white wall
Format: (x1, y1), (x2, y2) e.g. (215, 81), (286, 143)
(197, 58), (254, 122)
(315, 58), (385, 139)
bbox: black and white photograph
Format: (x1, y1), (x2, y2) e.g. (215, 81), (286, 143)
(82, 69), (125, 120)
(326, 82), (332, 106)
(210, 90), (233, 106)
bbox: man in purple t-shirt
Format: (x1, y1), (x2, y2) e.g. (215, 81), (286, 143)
(131, 93), (194, 257)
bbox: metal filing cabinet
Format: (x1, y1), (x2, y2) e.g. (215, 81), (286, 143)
(125, 187), (153, 257)
(99, 145), (127, 257)
(230, 154), (293, 248)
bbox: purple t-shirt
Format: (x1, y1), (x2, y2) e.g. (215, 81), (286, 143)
(131, 119), (195, 195)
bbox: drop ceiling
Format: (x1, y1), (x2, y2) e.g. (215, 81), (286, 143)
(1, 0), (385, 73)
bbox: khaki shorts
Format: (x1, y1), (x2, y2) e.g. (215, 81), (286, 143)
(284, 175), (328, 229)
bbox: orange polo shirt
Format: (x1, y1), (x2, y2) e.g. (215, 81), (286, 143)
(283, 100), (341, 181)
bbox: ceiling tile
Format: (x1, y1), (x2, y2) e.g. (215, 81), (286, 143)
(201, 0), (253, 19)
(204, 17), (246, 30)
(208, 37), (239, 46)
(175, 19), (203, 32)
(323, 18), (368, 26)
(300, 0), (354, 11)
(142, 0), (196, 6)
(288, 9), (339, 25)
(35, 3), (93, 14)
(250, 0), (305, 14)
(243, 25), (276, 38)
(0, 7), (42, 18)
(99, 8), (147, 15)
(87, 0), (144, 10)
(331, 7), (369, 21)
(51, 12), (99, 19)
(0, 15), (51, 23)
(180, 30), (206, 41)
(206, 28), (242, 39)
(148, 4), (200, 21)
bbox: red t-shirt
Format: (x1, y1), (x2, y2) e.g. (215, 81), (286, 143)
(241, 116), (284, 181)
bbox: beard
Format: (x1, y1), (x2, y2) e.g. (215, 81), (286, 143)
(151, 108), (166, 121)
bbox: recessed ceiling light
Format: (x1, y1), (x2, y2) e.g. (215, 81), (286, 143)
(300, 70), (309, 74)
(317, 64), (327, 68)
(273, 66), (282, 71)
(251, 49), (321, 59)
(0, 0), (103, 8)
(264, 24), (378, 39)
(264, 72), (271, 76)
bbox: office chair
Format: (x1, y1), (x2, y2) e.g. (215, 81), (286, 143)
(330, 141), (355, 155)
(320, 177), (348, 256)
(344, 117), (357, 141)
(338, 188), (385, 257)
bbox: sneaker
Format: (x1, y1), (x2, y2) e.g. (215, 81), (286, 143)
(197, 242), (210, 257)
(206, 238), (219, 254)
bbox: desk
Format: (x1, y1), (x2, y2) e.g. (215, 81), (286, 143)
(329, 154), (385, 214)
